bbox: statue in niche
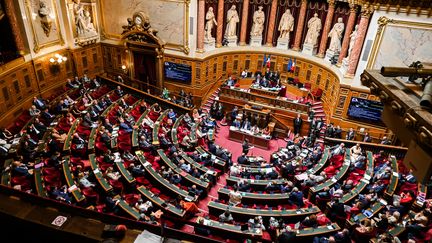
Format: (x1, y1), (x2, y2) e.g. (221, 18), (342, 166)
(224, 5), (239, 38)
(73, 0), (86, 35)
(250, 6), (265, 37)
(304, 13), (322, 46)
(327, 17), (345, 53)
(346, 24), (359, 60)
(82, 10), (96, 33)
(205, 7), (217, 40)
(38, 1), (52, 37)
(278, 9), (294, 39)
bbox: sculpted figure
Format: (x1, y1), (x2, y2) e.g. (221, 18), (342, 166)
(304, 13), (322, 46)
(38, 1), (52, 37)
(225, 5), (239, 38)
(278, 9), (294, 39)
(250, 6), (265, 37)
(347, 24), (359, 59)
(205, 7), (217, 40)
(73, 0), (86, 35)
(328, 17), (345, 52)
(82, 10), (96, 33)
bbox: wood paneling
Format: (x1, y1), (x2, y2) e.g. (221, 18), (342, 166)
(0, 44), (104, 128)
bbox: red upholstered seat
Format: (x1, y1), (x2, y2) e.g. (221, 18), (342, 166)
(311, 88), (323, 100)
(82, 187), (99, 204)
(95, 142), (108, 153)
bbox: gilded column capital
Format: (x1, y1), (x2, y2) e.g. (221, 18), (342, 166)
(349, 4), (358, 12)
(327, 0), (336, 7)
(361, 5), (374, 18)
(301, 0), (308, 4)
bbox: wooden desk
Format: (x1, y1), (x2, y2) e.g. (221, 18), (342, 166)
(286, 83), (309, 98)
(114, 158), (135, 184)
(1, 159), (13, 186)
(118, 199), (141, 220)
(157, 149), (210, 191)
(309, 149), (351, 196)
(62, 156), (86, 203)
(208, 201), (320, 220)
(152, 110), (169, 146)
(217, 188), (289, 206)
(196, 146), (226, 172)
(228, 128), (270, 150)
(63, 118), (80, 152)
(198, 218), (263, 237)
(348, 201), (384, 226)
(34, 166), (48, 198)
(226, 176), (287, 190)
(132, 104), (154, 148)
(89, 154), (113, 192)
(385, 156), (399, 199)
(137, 186), (185, 218)
(136, 151), (196, 201)
(249, 86), (280, 98)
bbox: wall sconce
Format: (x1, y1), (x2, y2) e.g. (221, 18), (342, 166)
(49, 54), (67, 74)
(121, 64), (128, 74)
(49, 53), (67, 65)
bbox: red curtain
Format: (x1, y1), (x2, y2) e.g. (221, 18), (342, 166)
(133, 52), (156, 87)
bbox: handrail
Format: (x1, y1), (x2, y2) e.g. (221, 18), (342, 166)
(201, 74), (224, 106)
(269, 113), (290, 132)
(97, 75), (193, 114)
(324, 137), (408, 159)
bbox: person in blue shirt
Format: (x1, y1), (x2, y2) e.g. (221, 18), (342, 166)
(232, 118), (241, 129)
(288, 187), (304, 208)
(119, 117), (133, 133)
(168, 109), (176, 123)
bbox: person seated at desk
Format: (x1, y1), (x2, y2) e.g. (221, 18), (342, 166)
(29, 105), (41, 117)
(260, 77), (269, 88)
(248, 216), (266, 231)
(232, 118), (241, 129)
(226, 76), (235, 86)
(237, 153), (248, 165)
(237, 179), (251, 192)
(105, 166), (121, 181)
(228, 188), (242, 206)
(219, 210), (234, 223)
(189, 185), (203, 197)
(288, 187), (304, 208)
(49, 185), (72, 204)
(78, 172), (96, 188)
(195, 217), (211, 236)
(72, 132), (86, 148)
(135, 198), (153, 214)
(241, 118), (251, 131)
(119, 117), (133, 133)
(115, 85), (124, 97)
(250, 125), (260, 135)
(350, 143), (362, 163)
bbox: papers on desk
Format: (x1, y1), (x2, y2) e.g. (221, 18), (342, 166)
(113, 152), (122, 163)
(360, 178), (370, 184)
(143, 161), (151, 167)
(295, 173), (308, 181)
(184, 195), (194, 202)
(68, 184), (78, 192)
(11, 138), (20, 145)
(379, 199), (388, 206)
(327, 225), (334, 230)
(211, 155), (216, 160)
(34, 162), (44, 169)
(364, 174), (371, 181)
(113, 127), (119, 131)
(392, 172), (399, 177)
(206, 170), (215, 175)
(50, 121), (58, 126)
(93, 168), (100, 174)
(331, 177), (337, 183)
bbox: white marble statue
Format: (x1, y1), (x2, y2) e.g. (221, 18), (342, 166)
(304, 13), (322, 46)
(347, 24), (359, 60)
(83, 10), (96, 32)
(250, 6), (265, 37)
(328, 17), (345, 53)
(278, 9), (294, 39)
(38, 1), (52, 37)
(225, 5), (239, 38)
(205, 7), (217, 40)
(73, 0), (86, 35)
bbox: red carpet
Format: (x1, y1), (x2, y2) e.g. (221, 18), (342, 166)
(213, 122), (287, 162)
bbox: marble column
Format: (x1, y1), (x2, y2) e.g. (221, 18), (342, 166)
(292, 0), (308, 51)
(265, 0), (279, 46)
(4, 0), (26, 54)
(317, 0), (336, 57)
(346, 6), (373, 78)
(216, 0), (225, 47)
(197, 0), (205, 52)
(337, 4), (357, 66)
(239, 0), (250, 45)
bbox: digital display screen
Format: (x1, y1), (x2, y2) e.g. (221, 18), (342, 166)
(164, 62), (191, 83)
(347, 97), (384, 123)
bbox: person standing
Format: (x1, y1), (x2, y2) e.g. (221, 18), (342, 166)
(242, 138), (253, 155)
(293, 114), (303, 135)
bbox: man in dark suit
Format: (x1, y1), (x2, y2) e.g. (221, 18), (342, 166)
(293, 114), (303, 135)
(363, 132), (372, 142)
(242, 139), (252, 155)
(237, 153), (248, 165)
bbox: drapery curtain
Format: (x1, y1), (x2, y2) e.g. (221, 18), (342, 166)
(133, 52), (156, 88)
